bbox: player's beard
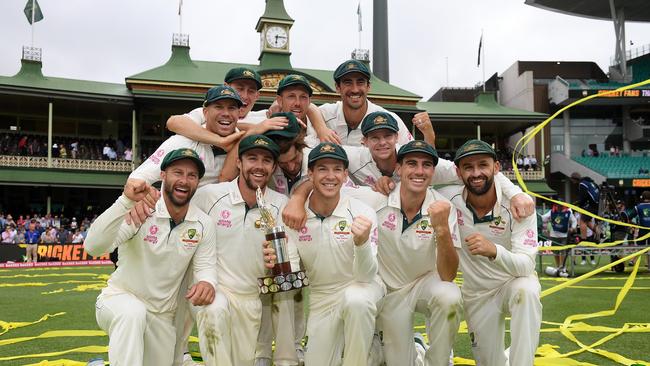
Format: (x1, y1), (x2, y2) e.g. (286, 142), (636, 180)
(242, 168), (270, 191)
(463, 173), (494, 196)
(163, 180), (196, 208)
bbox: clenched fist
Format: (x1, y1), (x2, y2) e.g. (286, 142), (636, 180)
(465, 233), (497, 259)
(427, 200), (451, 231)
(351, 215), (373, 246)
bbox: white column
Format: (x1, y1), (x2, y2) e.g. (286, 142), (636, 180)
(476, 123), (481, 140)
(46, 196), (51, 215)
(47, 102), (53, 168)
(563, 110), (570, 158)
(132, 109), (138, 167)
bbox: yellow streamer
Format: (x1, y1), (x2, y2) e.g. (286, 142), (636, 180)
(0, 312), (65, 336)
(0, 345), (108, 361)
(23, 359), (94, 366)
(0, 329), (106, 346)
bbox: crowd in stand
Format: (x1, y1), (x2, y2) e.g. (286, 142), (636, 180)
(0, 132), (158, 161)
(0, 212), (96, 245)
(438, 149), (541, 172)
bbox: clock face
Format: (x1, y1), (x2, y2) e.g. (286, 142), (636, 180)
(265, 25), (288, 49)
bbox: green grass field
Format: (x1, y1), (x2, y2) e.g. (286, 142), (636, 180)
(1, 255), (649, 366)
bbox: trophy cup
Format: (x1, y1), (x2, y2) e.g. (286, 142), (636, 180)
(256, 187), (309, 294)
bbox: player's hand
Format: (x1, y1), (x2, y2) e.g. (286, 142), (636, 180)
(316, 127), (342, 145)
(186, 281), (215, 306)
(465, 233), (497, 258)
(215, 131), (245, 152)
(262, 241), (277, 269)
(124, 179), (155, 202)
(427, 200), (452, 231)
(372, 176), (395, 196)
(351, 215), (373, 246)
(295, 117), (307, 130)
(267, 101), (282, 117)
(282, 198), (307, 231)
(253, 116), (290, 134)
(510, 193), (534, 221)
(412, 112), (433, 134)
(125, 199), (156, 227)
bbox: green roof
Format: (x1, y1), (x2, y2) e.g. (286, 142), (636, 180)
(417, 93), (548, 121)
(127, 46), (420, 100)
(517, 180), (556, 195)
(0, 60), (132, 101)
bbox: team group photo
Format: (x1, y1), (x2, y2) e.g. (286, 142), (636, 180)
(1, 1), (650, 365)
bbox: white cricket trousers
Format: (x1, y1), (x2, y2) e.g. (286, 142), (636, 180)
(305, 281), (385, 366)
(255, 290), (303, 365)
(464, 275), (542, 366)
(95, 291), (175, 366)
(379, 273), (462, 366)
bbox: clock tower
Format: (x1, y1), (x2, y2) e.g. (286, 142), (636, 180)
(256, 0), (294, 69)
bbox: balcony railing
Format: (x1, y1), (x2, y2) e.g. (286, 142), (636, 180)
(0, 155), (133, 172)
(501, 170), (545, 180)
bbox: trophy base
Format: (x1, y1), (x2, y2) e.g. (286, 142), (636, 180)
(258, 270), (309, 294)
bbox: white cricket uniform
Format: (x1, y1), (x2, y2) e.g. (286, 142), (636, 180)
(441, 180), (541, 366)
(185, 107), (268, 125)
(305, 100), (413, 147)
(130, 133), (227, 187)
(288, 194), (385, 366)
(343, 145), (401, 187)
(85, 195), (217, 366)
(344, 185), (463, 366)
(179, 180), (296, 366)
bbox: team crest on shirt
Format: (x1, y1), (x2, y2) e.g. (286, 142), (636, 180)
(298, 226), (312, 242)
(333, 220), (351, 244)
(415, 219), (433, 241)
(181, 227), (201, 249)
(488, 216), (507, 236)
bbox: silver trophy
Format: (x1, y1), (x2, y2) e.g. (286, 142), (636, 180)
(256, 187), (308, 294)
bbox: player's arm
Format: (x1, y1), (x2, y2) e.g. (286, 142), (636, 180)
(167, 111), (244, 150)
(84, 187), (149, 256)
(282, 179), (313, 230)
(492, 213), (538, 277)
(412, 112), (435, 148)
(188, 219), (218, 306)
(429, 199), (459, 281)
(351, 213), (379, 283)
(307, 103), (341, 144)
(540, 211), (551, 224)
(392, 112), (414, 144)
(569, 210), (578, 232)
(217, 144), (240, 182)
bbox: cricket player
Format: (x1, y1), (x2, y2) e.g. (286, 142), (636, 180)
(189, 135), (296, 366)
(85, 149), (217, 366)
(340, 141), (462, 366)
(441, 140), (541, 366)
(305, 59), (413, 147)
(267, 142), (385, 366)
(541, 200), (577, 276)
(128, 85), (244, 187)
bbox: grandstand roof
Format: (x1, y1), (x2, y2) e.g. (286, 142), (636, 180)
(525, 0), (650, 22)
(418, 92), (548, 121)
(125, 45), (421, 111)
(0, 60), (132, 104)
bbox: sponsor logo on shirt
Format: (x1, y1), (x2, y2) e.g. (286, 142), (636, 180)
(415, 219), (433, 240)
(523, 228), (538, 247)
(218, 210), (232, 228)
(488, 216), (506, 236)
(144, 225), (159, 244)
(298, 226), (312, 242)
(456, 209), (464, 226)
(333, 220), (352, 244)
(148, 149), (165, 164)
(382, 213), (396, 231)
(363, 175), (376, 185)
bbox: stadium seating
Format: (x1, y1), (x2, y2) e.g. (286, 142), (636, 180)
(574, 155), (650, 178)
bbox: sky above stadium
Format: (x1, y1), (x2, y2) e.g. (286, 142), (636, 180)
(1, 0), (650, 99)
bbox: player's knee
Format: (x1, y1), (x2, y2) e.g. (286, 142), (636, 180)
(436, 283), (463, 309)
(114, 302), (147, 328)
(342, 285), (376, 315)
(509, 277), (541, 306)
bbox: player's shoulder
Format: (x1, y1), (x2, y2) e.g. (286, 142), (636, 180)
(266, 187), (289, 207)
(437, 185), (464, 202)
(318, 102), (340, 118)
(346, 196), (378, 219)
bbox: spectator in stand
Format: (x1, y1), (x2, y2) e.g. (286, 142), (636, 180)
(82, 217), (91, 229)
(530, 155), (538, 170)
(16, 215), (25, 228)
(59, 144), (68, 158)
(516, 155), (524, 170)
(116, 138), (125, 159)
(40, 226), (57, 245)
(107, 147), (117, 160)
(4, 214), (15, 229)
(523, 155), (531, 170)
(71, 229), (84, 243)
(70, 140), (79, 159)
(18, 135), (28, 155)
(70, 217), (78, 230)
(124, 147), (133, 161)
(15, 227), (25, 244)
(79, 225), (88, 240)
(25, 222), (40, 263)
(0, 214), (6, 230)
(52, 215), (61, 229)
(52, 143), (60, 158)
(102, 143), (111, 160)
(57, 226), (70, 244)
(2, 225), (16, 244)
